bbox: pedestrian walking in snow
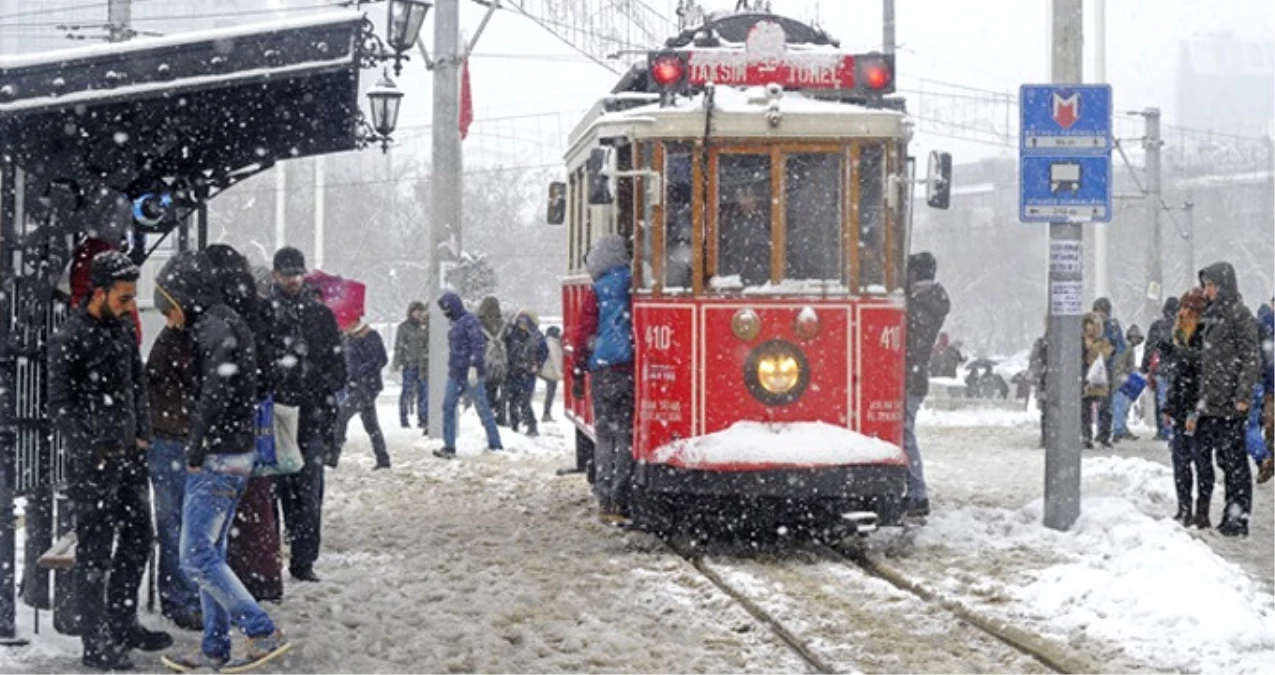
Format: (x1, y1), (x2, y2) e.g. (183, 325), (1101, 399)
(1257, 300), (1274, 484)
(505, 311), (549, 437)
(335, 319), (391, 469)
(1194, 262), (1261, 537)
(573, 235), (636, 524)
(394, 301), (430, 430)
(476, 295), (509, 425)
(145, 316), (203, 632)
(207, 246), (284, 603)
(269, 247), (346, 582)
(48, 251), (172, 671)
(1028, 330), (1048, 448)
(1082, 312), (1115, 450)
(435, 291), (504, 457)
(1144, 297), (1180, 441)
(903, 252), (950, 518)
(153, 251), (291, 672)
(540, 326), (564, 422)
(1111, 324), (1144, 442)
(1161, 289), (1212, 528)
(1091, 297), (1126, 446)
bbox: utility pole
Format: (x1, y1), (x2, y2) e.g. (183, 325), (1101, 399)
(883, 0), (895, 55)
(1142, 107), (1163, 325)
(314, 156), (326, 269)
(1092, 0), (1109, 300)
(1043, 0), (1084, 532)
(426, 0), (462, 439)
(107, 0), (131, 42)
(1183, 198), (1194, 291)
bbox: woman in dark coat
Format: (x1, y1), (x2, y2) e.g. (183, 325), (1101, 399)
(205, 244), (283, 602)
(1160, 289), (1212, 528)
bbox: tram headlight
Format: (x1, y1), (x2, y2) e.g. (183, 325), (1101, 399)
(731, 308), (761, 341)
(758, 354), (800, 394)
(743, 340), (810, 406)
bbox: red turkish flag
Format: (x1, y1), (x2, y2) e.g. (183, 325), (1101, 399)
(459, 58), (473, 140)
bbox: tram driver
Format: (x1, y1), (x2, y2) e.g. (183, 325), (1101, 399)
(718, 180), (772, 287)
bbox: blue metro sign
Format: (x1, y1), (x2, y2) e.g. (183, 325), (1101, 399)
(1019, 84), (1112, 223)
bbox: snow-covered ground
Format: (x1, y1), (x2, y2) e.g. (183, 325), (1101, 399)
(2, 390), (1272, 674)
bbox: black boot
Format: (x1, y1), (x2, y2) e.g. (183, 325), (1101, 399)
(1192, 498), (1211, 529)
(1173, 503), (1192, 526)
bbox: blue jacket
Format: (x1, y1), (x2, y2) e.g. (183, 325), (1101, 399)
(438, 292), (486, 381)
(590, 266), (634, 370)
(1259, 303), (1274, 394)
(1104, 318), (1127, 357)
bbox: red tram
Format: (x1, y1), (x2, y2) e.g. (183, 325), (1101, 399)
(552, 11), (951, 535)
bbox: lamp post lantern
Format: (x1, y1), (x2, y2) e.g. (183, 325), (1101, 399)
(387, 0), (432, 75)
(365, 71), (405, 152)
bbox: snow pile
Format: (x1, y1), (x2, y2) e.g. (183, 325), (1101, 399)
(909, 455), (1275, 674)
(653, 420), (905, 467)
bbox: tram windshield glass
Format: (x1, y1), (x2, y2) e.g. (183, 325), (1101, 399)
(785, 152), (843, 282)
(716, 153), (773, 286)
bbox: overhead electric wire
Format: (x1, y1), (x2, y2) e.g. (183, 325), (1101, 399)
(503, 1), (622, 75)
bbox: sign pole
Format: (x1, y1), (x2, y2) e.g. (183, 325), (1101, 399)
(1043, 0), (1085, 531)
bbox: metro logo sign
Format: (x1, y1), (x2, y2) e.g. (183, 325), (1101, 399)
(1052, 91), (1080, 129)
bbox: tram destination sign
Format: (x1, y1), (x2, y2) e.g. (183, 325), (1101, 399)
(1019, 84), (1113, 223)
(686, 53), (858, 89)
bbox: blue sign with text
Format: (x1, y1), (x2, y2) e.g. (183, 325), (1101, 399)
(1019, 84), (1112, 223)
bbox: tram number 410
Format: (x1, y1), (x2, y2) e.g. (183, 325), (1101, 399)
(645, 325), (673, 351)
(879, 326), (902, 352)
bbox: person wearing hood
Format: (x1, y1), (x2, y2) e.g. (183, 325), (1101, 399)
(572, 235), (636, 524)
(903, 252), (950, 518)
(1110, 324), (1145, 443)
(434, 292), (503, 457)
(205, 245), (282, 604)
(1143, 296), (1180, 441)
(394, 301), (430, 429)
(476, 295), (510, 426)
(268, 247), (345, 583)
(334, 319), (391, 469)
(49, 251), (172, 670)
(153, 251), (290, 672)
(1193, 262), (1261, 537)
(504, 311), (549, 437)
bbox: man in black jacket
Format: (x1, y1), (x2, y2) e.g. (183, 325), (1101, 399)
(269, 247), (346, 582)
(1143, 296), (1180, 441)
(153, 251), (290, 672)
(903, 252), (951, 518)
(48, 251), (172, 671)
(335, 320), (391, 469)
(1194, 262), (1261, 537)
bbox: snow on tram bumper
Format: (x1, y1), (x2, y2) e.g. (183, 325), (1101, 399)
(636, 421), (908, 501)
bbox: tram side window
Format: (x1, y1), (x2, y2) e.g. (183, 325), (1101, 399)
(858, 144), (887, 292)
(639, 143), (656, 289)
(665, 143), (693, 289)
(784, 153), (842, 283)
(717, 154), (772, 287)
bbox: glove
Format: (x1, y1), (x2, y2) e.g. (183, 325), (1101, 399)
(467, 367), (479, 387)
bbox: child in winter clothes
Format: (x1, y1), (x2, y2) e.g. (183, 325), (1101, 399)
(1082, 312), (1114, 449)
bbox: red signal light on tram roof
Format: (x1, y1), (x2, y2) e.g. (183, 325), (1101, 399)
(650, 53), (687, 87)
(859, 58), (892, 91)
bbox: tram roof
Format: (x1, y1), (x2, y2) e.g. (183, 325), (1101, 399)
(566, 85), (908, 164)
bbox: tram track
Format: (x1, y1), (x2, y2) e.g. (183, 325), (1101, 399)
(657, 531), (1085, 674)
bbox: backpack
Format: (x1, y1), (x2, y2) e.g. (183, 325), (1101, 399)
(483, 327), (508, 383)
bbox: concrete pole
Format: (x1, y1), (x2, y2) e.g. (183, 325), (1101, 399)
(1092, 0), (1109, 300)
(275, 163), (287, 250)
(883, 0), (895, 55)
(314, 156), (326, 270)
(1044, 0), (1084, 532)
(1142, 108), (1163, 325)
(1183, 198), (1195, 290)
(426, 0), (462, 440)
(107, 0), (131, 42)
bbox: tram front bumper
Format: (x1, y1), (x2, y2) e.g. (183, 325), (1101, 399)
(633, 462), (906, 503)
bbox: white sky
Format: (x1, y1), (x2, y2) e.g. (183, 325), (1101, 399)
(383, 0), (1274, 172)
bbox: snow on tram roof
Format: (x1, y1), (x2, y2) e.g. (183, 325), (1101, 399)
(568, 85), (907, 160)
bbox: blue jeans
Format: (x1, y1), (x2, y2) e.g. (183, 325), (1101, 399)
(442, 375), (503, 450)
(1112, 390), (1132, 436)
(400, 366), (428, 426)
(181, 454), (275, 661)
(903, 394), (927, 502)
(147, 438), (200, 620)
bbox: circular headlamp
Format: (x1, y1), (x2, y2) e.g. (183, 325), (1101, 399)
(743, 340), (810, 406)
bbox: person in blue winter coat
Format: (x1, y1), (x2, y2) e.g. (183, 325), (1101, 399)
(434, 292), (503, 457)
(571, 235), (635, 524)
(1249, 301), (1274, 483)
(1092, 297), (1125, 446)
